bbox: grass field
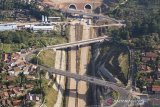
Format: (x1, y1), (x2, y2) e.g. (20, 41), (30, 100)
(118, 53), (129, 79)
(38, 50), (56, 68)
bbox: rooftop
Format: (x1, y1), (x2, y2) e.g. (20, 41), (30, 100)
(152, 85), (160, 92)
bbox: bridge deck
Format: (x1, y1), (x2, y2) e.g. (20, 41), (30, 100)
(46, 36), (111, 50)
(40, 66), (126, 90)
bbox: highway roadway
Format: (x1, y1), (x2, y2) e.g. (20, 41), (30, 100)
(25, 36), (109, 62)
(25, 47), (130, 107)
(45, 66), (130, 107)
(24, 36), (131, 107)
(47, 67), (125, 88)
(91, 23), (126, 27)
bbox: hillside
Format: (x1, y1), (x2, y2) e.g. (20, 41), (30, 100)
(0, 0), (62, 21)
(107, 0), (160, 49)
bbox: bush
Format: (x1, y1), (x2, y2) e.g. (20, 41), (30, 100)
(30, 101), (36, 107)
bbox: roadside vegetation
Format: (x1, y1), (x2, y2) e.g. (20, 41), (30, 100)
(37, 50), (56, 68)
(42, 76), (57, 107)
(29, 69), (57, 107)
(0, 30), (67, 53)
(30, 49), (56, 69)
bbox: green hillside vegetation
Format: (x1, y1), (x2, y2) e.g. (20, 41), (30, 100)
(0, 0), (63, 21)
(42, 76), (57, 107)
(0, 30), (67, 53)
(38, 50), (56, 68)
(108, 0), (160, 49)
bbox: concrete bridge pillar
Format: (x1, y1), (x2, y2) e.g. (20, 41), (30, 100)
(53, 48), (56, 51)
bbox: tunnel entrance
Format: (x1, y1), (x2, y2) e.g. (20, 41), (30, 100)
(84, 4), (92, 10)
(69, 4), (77, 10)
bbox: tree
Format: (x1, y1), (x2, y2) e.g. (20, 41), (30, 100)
(18, 72), (26, 87)
(0, 62), (6, 68)
(2, 80), (9, 87)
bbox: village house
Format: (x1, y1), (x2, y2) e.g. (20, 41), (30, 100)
(1, 99), (7, 106)
(25, 84), (34, 89)
(9, 90), (16, 98)
(0, 51), (41, 107)
(1, 53), (12, 62)
(14, 67), (22, 76)
(139, 51), (159, 73)
(152, 85), (160, 94)
(2, 85), (7, 89)
(26, 93), (42, 101)
(141, 51), (158, 63)
(151, 99), (160, 106)
(12, 100), (22, 107)
(3, 91), (9, 99)
(12, 87), (22, 96)
(12, 52), (21, 61)
(139, 64), (152, 72)
(26, 75), (36, 80)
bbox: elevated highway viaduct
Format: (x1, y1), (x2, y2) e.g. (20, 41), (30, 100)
(40, 66), (130, 107)
(25, 36), (144, 107)
(45, 36), (111, 50)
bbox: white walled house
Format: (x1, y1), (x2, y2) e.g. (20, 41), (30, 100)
(0, 23), (17, 31)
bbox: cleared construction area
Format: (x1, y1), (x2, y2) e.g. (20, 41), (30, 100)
(77, 22), (90, 107)
(66, 20), (92, 107)
(67, 24), (77, 107)
(51, 20), (96, 107)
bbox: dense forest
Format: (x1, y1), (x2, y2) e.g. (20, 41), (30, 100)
(108, 0), (160, 49)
